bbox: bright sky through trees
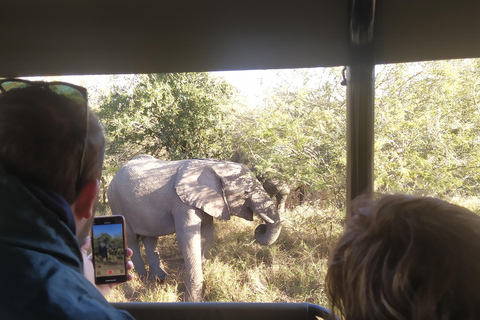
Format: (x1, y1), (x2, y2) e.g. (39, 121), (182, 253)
(27, 70), (279, 108)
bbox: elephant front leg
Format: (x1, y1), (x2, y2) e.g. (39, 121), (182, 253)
(175, 209), (205, 302)
(143, 236), (168, 281)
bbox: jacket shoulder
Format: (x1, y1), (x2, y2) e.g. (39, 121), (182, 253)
(0, 245), (134, 320)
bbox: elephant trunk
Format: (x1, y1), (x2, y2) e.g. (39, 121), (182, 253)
(254, 205), (281, 245)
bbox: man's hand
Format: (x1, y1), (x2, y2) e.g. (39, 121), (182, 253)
(81, 237), (134, 296)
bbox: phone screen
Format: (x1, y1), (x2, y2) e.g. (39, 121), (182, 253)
(91, 215), (128, 284)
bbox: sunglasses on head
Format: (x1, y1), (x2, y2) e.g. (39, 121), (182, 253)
(0, 78), (89, 192)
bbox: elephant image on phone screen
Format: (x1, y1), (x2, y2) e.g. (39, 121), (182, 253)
(107, 155), (282, 301)
(98, 243), (112, 262)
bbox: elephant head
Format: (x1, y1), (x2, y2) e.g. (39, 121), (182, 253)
(175, 159), (281, 245)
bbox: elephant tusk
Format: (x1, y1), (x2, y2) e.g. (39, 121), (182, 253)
(257, 212), (274, 224)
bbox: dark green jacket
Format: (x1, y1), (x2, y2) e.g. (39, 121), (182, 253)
(0, 171), (134, 320)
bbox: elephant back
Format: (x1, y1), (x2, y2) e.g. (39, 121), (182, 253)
(107, 156), (180, 222)
(113, 157), (178, 196)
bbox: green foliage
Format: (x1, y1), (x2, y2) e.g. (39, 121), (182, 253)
(375, 60), (480, 197)
(231, 68), (347, 206)
(97, 73), (238, 169)
(232, 60), (480, 205)
(95, 232), (111, 243)
(94, 59), (480, 206)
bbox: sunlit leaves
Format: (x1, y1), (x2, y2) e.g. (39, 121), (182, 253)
(375, 59), (480, 197)
(98, 72), (238, 168)
(96, 59), (480, 206)
(232, 68), (347, 204)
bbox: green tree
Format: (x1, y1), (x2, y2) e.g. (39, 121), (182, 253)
(112, 236), (124, 254)
(98, 73), (238, 169)
(374, 59), (480, 197)
(232, 59), (480, 206)
(232, 68), (347, 206)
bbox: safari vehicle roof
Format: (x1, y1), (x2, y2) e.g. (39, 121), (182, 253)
(1, 1), (479, 319)
(1, 0), (479, 76)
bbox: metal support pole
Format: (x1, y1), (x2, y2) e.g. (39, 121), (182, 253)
(345, 0), (376, 218)
(346, 64), (375, 216)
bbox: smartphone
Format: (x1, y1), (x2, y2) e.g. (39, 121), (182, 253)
(91, 215), (128, 284)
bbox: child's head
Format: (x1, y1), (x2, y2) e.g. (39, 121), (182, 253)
(326, 194), (480, 320)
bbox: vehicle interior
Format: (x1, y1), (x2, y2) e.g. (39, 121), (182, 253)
(2, 0), (479, 319)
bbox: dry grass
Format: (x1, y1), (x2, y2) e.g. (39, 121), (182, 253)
(104, 204), (345, 306)
(102, 195), (480, 305)
(446, 196), (480, 214)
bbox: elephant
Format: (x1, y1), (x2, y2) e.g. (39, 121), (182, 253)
(98, 243), (112, 261)
(107, 155), (282, 301)
(259, 178), (290, 214)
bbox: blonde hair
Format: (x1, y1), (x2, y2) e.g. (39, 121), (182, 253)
(326, 194), (480, 320)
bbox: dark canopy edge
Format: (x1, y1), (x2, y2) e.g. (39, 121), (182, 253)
(1, 0), (479, 77)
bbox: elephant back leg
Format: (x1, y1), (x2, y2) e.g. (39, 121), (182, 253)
(126, 221), (147, 279)
(174, 207), (204, 302)
(201, 212), (213, 262)
(143, 236), (168, 281)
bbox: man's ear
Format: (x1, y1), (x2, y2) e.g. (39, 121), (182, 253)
(71, 179), (99, 220)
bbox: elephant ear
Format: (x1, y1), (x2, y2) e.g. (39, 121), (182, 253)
(175, 160), (231, 220)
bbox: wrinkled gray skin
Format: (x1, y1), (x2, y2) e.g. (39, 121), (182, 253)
(108, 155), (281, 301)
